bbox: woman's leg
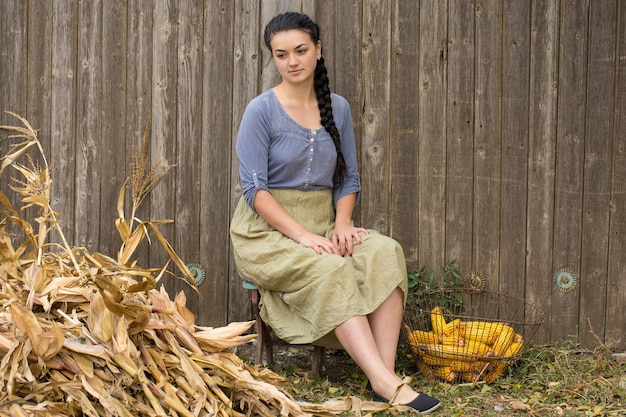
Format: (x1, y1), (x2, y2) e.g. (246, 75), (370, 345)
(334, 313), (419, 404)
(366, 287), (404, 372)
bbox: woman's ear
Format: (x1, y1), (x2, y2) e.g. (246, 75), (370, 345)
(316, 40), (322, 59)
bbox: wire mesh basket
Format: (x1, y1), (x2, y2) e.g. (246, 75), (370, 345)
(402, 289), (545, 384)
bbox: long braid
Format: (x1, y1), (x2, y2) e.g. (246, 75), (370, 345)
(264, 12), (347, 186)
(314, 57), (346, 186)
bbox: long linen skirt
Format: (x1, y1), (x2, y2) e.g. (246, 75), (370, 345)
(230, 189), (408, 345)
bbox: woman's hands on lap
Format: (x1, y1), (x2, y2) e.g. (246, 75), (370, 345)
(332, 223), (368, 256)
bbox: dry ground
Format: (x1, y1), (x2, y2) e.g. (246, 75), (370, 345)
(233, 336), (626, 416)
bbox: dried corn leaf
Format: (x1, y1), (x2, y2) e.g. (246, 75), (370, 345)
(1, 114), (401, 417)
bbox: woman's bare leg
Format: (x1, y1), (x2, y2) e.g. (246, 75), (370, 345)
(367, 287), (404, 372)
(334, 313), (418, 403)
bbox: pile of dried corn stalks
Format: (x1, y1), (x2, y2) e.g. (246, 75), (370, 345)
(0, 113), (397, 417)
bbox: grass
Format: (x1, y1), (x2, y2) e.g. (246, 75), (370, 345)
(238, 338), (626, 416)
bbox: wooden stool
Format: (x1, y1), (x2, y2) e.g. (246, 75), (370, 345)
(242, 280), (326, 376)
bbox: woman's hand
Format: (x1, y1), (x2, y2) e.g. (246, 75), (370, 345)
(331, 223), (368, 256)
(297, 232), (341, 256)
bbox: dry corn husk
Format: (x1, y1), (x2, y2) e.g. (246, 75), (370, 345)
(0, 113), (402, 416)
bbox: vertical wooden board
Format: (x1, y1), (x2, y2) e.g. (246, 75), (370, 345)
(360, 0), (391, 234)
(168, 0), (204, 313)
(259, 0), (308, 91)
(500, 1), (530, 300)
(417, 0), (447, 272)
(199, 0), (235, 326)
(229, 0), (262, 323)
(100, 0), (128, 256)
(526, 0), (559, 344)
(579, 1), (616, 348)
(124, 0), (153, 263)
(445, 0), (475, 273)
(551, 0), (588, 342)
(26, 0), (53, 159)
(0, 0), (27, 121)
(315, 0), (363, 222)
(75, 0), (103, 251)
(49, 1), (77, 244)
(0, 1), (28, 212)
(150, 1), (178, 274)
(606, 0), (626, 349)
(389, 0), (420, 271)
(473, 1), (502, 290)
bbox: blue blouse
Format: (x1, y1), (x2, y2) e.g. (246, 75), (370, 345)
(236, 89), (361, 210)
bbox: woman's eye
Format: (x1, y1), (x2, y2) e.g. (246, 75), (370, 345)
(297, 49), (307, 54)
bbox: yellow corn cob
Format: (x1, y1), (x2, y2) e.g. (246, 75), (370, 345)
(513, 333), (524, 343)
(459, 321), (506, 346)
(420, 352), (451, 367)
(461, 371), (482, 383)
(491, 325), (515, 356)
(444, 318), (462, 334)
(433, 366), (458, 383)
(430, 306), (448, 336)
(440, 331), (464, 347)
(449, 360), (488, 373)
(483, 361), (509, 383)
(503, 340), (524, 357)
(408, 328), (440, 346)
(462, 339), (491, 356)
(422, 342), (488, 361)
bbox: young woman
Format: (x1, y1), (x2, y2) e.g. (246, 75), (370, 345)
(230, 12), (441, 414)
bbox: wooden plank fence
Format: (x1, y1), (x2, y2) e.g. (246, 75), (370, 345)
(0, 0), (624, 349)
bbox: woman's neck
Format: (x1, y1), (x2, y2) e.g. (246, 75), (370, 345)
(274, 81), (317, 105)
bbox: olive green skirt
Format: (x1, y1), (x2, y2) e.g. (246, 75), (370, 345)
(230, 189), (408, 346)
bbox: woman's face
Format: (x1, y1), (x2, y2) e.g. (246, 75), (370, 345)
(269, 29), (321, 85)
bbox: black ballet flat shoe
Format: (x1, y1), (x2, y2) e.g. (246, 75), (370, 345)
(372, 390), (441, 414)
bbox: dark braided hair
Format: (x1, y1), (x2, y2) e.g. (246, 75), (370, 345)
(264, 12), (347, 186)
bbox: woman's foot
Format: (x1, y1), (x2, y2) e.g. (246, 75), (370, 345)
(370, 384), (441, 414)
(372, 390), (440, 413)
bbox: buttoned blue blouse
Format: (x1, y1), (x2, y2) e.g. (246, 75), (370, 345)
(236, 89), (361, 211)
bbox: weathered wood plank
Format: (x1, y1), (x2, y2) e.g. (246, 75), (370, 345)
(389, 0), (420, 271)
(499, 0), (530, 300)
(315, 0), (363, 222)
(473, 0), (502, 291)
(125, 0), (153, 262)
(167, 0), (204, 314)
(75, 0), (103, 251)
(26, 0), (53, 159)
(605, 0), (626, 349)
(198, 0), (235, 326)
(49, 0), (77, 244)
(360, 1), (391, 235)
(526, 0), (559, 344)
(0, 0), (27, 123)
(0, 0), (27, 228)
(551, 0), (588, 343)
(229, 0), (262, 323)
(417, 0), (447, 273)
(578, 0), (616, 348)
(99, 0), (128, 257)
(445, 0), (475, 273)
(150, 1), (178, 276)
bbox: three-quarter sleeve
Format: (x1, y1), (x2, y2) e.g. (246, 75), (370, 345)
(236, 99), (272, 210)
(332, 95), (361, 204)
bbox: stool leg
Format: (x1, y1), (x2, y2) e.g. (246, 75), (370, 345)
(251, 289), (274, 366)
(311, 346), (325, 377)
(251, 289), (264, 365)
